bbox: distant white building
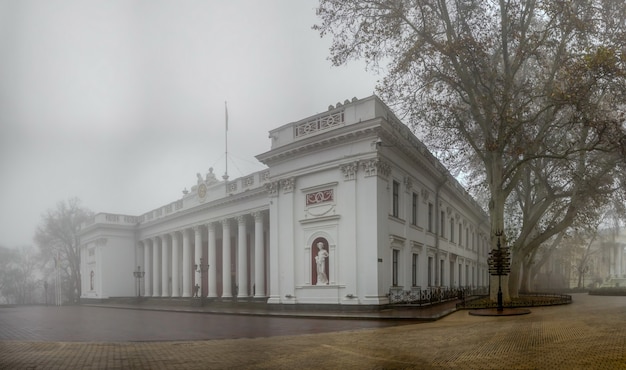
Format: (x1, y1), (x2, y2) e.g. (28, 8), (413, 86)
(80, 96), (489, 306)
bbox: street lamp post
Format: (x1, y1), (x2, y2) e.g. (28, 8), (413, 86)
(488, 231), (511, 312)
(133, 266), (145, 298)
(194, 257), (209, 306)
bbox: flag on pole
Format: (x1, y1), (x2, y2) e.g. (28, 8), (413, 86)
(225, 101), (228, 131)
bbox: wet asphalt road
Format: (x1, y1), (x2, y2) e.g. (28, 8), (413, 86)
(0, 305), (414, 342)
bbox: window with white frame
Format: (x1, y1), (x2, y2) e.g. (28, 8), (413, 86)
(412, 253), (419, 287)
(392, 180), (400, 218)
(428, 203), (433, 232)
(392, 249), (399, 286)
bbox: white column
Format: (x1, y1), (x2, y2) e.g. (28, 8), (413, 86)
(222, 219), (232, 298)
(161, 234), (170, 297)
(183, 229), (192, 297)
(152, 237), (161, 297)
(253, 211), (266, 297)
(237, 215), (248, 298)
(194, 225), (203, 297)
(171, 232), (180, 297)
(207, 222), (217, 298)
(143, 240), (152, 296)
(610, 244), (616, 277)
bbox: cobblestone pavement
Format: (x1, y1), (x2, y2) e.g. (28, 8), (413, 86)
(1, 293), (625, 369)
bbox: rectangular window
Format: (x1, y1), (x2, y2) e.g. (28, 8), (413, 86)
(440, 260), (445, 287)
(392, 249), (399, 286)
(459, 223), (463, 246)
(450, 219), (455, 242)
(440, 211), (445, 237)
(472, 266), (475, 287)
(450, 261), (455, 288)
(466, 229), (470, 249)
(411, 193), (418, 226)
(412, 253), (418, 286)
(428, 256), (433, 286)
(392, 180), (399, 218)
(428, 203), (433, 232)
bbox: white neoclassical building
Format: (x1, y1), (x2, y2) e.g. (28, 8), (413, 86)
(80, 95), (489, 306)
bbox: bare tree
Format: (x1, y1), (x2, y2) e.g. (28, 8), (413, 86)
(34, 198), (93, 303)
(0, 245), (40, 304)
(315, 0), (626, 300)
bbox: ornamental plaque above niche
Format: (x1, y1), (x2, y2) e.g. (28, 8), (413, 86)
(305, 189), (335, 218)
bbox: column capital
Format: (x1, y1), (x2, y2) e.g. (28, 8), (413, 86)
(252, 211), (264, 222)
(236, 215), (247, 225)
(221, 219), (231, 228)
(206, 222), (216, 231)
(170, 230), (179, 239)
(193, 225), (203, 233)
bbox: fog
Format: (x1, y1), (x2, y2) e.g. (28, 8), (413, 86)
(0, 0), (380, 247)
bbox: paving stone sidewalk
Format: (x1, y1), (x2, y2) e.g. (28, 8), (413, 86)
(1, 293), (625, 369)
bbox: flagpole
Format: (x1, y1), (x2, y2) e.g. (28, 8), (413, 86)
(223, 101), (229, 181)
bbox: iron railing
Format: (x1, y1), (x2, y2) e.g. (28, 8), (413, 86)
(388, 286), (488, 306)
(456, 292), (572, 309)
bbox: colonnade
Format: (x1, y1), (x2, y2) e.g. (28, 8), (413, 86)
(609, 243), (625, 278)
(139, 211), (267, 299)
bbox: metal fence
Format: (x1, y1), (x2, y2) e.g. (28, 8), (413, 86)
(388, 286), (488, 306)
(456, 292), (572, 309)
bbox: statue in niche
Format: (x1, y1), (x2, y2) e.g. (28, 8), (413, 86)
(315, 242), (329, 285)
(205, 167), (218, 185)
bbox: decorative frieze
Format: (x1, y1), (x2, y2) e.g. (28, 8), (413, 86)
(306, 189), (334, 206)
(294, 111), (344, 138)
(404, 176), (413, 190)
(281, 177), (295, 194)
(421, 188), (430, 203)
(242, 175), (254, 188)
(265, 181), (279, 197)
(340, 162), (358, 181)
(260, 170), (270, 182)
(105, 214), (119, 222)
(361, 159), (391, 178)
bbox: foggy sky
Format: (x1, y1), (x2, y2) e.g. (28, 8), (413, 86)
(0, 0), (380, 247)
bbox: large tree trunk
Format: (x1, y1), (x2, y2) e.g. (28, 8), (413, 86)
(519, 257), (533, 293)
(508, 251), (523, 298)
(488, 169), (510, 302)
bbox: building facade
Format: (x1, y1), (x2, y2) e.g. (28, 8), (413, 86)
(80, 96), (489, 306)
